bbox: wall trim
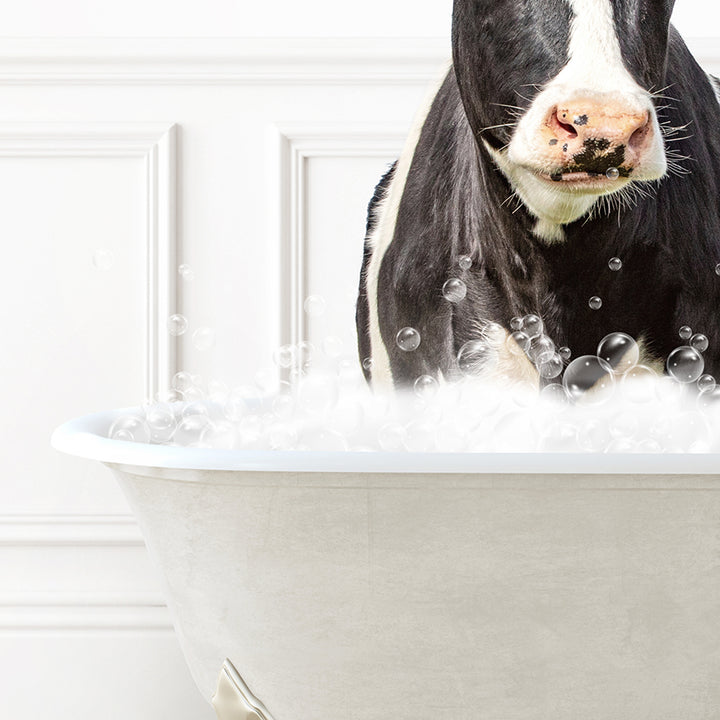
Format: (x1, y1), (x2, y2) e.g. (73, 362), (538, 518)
(0, 38), (450, 85)
(0, 515), (172, 630)
(0, 513), (142, 546)
(0, 37), (715, 85)
(0, 603), (172, 631)
(271, 125), (405, 362)
(0, 122), (178, 400)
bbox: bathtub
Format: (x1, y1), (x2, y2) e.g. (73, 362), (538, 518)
(52, 408), (720, 720)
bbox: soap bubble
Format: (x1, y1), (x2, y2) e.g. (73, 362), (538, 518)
(181, 401), (209, 418)
(691, 333), (709, 352)
(303, 295), (326, 317)
(667, 346), (704, 383)
(588, 296), (603, 310)
(654, 375), (685, 404)
(606, 167), (620, 180)
(716, 263), (720, 276)
(698, 374), (716, 394)
(414, 374), (439, 399)
(529, 335), (555, 364)
(510, 316), (523, 331)
(378, 423), (406, 452)
(605, 437), (636, 453)
(458, 255), (473, 270)
(659, 411), (711, 452)
(109, 414), (150, 443)
(154, 389), (182, 404)
(201, 420), (237, 450)
(540, 383), (568, 403)
(608, 257), (622, 271)
(145, 405), (176, 443)
(192, 327), (215, 351)
(697, 385), (720, 411)
(303, 428), (348, 452)
(178, 264), (194, 281)
(182, 385), (205, 403)
(396, 327), (421, 352)
(174, 415), (212, 445)
(403, 421), (437, 452)
(223, 387), (253, 422)
(296, 341), (315, 366)
(596, 332), (639, 374)
(538, 353), (564, 379)
(336, 356), (364, 390)
(507, 331), (530, 355)
(442, 278), (467, 302)
(522, 314), (543, 339)
(558, 346), (572, 361)
(92, 249), (115, 271)
(678, 326), (693, 340)
(457, 339), (498, 376)
(272, 344), (295, 369)
(609, 412), (638, 439)
(563, 355), (615, 405)
(167, 314), (188, 336)
(172, 371), (194, 393)
(362, 357), (373, 371)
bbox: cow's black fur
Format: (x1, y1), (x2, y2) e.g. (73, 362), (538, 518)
(356, 3), (720, 389)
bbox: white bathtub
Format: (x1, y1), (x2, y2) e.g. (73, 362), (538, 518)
(52, 408), (720, 720)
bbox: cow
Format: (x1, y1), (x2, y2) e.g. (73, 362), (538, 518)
(356, 0), (720, 394)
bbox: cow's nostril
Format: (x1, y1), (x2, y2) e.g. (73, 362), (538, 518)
(629, 119), (650, 150)
(550, 109), (579, 140)
(558, 119), (578, 137)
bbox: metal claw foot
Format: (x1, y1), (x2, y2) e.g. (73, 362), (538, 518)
(212, 659), (276, 720)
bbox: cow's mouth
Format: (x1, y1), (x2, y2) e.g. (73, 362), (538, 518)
(535, 169), (630, 190)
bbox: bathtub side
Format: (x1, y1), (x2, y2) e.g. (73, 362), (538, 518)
(108, 461), (720, 720)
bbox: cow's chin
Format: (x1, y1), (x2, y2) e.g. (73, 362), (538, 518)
(485, 140), (666, 242)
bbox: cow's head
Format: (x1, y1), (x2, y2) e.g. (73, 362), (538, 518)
(453, 0), (674, 241)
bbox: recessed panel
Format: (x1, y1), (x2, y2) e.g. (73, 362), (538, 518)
(0, 156), (146, 512)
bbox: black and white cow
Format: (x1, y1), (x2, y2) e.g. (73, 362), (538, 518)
(356, 0), (720, 390)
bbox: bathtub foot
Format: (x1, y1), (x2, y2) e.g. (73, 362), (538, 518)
(212, 659), (275, 720)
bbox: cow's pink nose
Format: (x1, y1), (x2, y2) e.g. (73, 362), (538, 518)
(546, 99), (653, 167)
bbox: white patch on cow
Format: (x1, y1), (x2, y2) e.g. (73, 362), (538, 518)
(365, 62), (451, 389)
(499, 0), (667, 232)
(487, 324), (540, 388)
(635, 336), (665, 376)
(533, 218), (566, 243)
(488, 139), (598, 224)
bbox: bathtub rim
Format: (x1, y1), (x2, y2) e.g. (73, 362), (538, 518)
(51, 406), (720, 475)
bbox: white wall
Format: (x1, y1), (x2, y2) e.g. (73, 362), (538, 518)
(0, 1), (718, 718)
(0, 0), (716, 38)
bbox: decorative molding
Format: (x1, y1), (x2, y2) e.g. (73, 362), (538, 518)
(0, 515), (172, 631)
(0, 123), (178, 399)
(0, 601), (172, 631)
(0, 514), (142, 546)
(0, 38), (451, 85)
(0, 37), (714, 86)
(271, 125), (405, 361)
